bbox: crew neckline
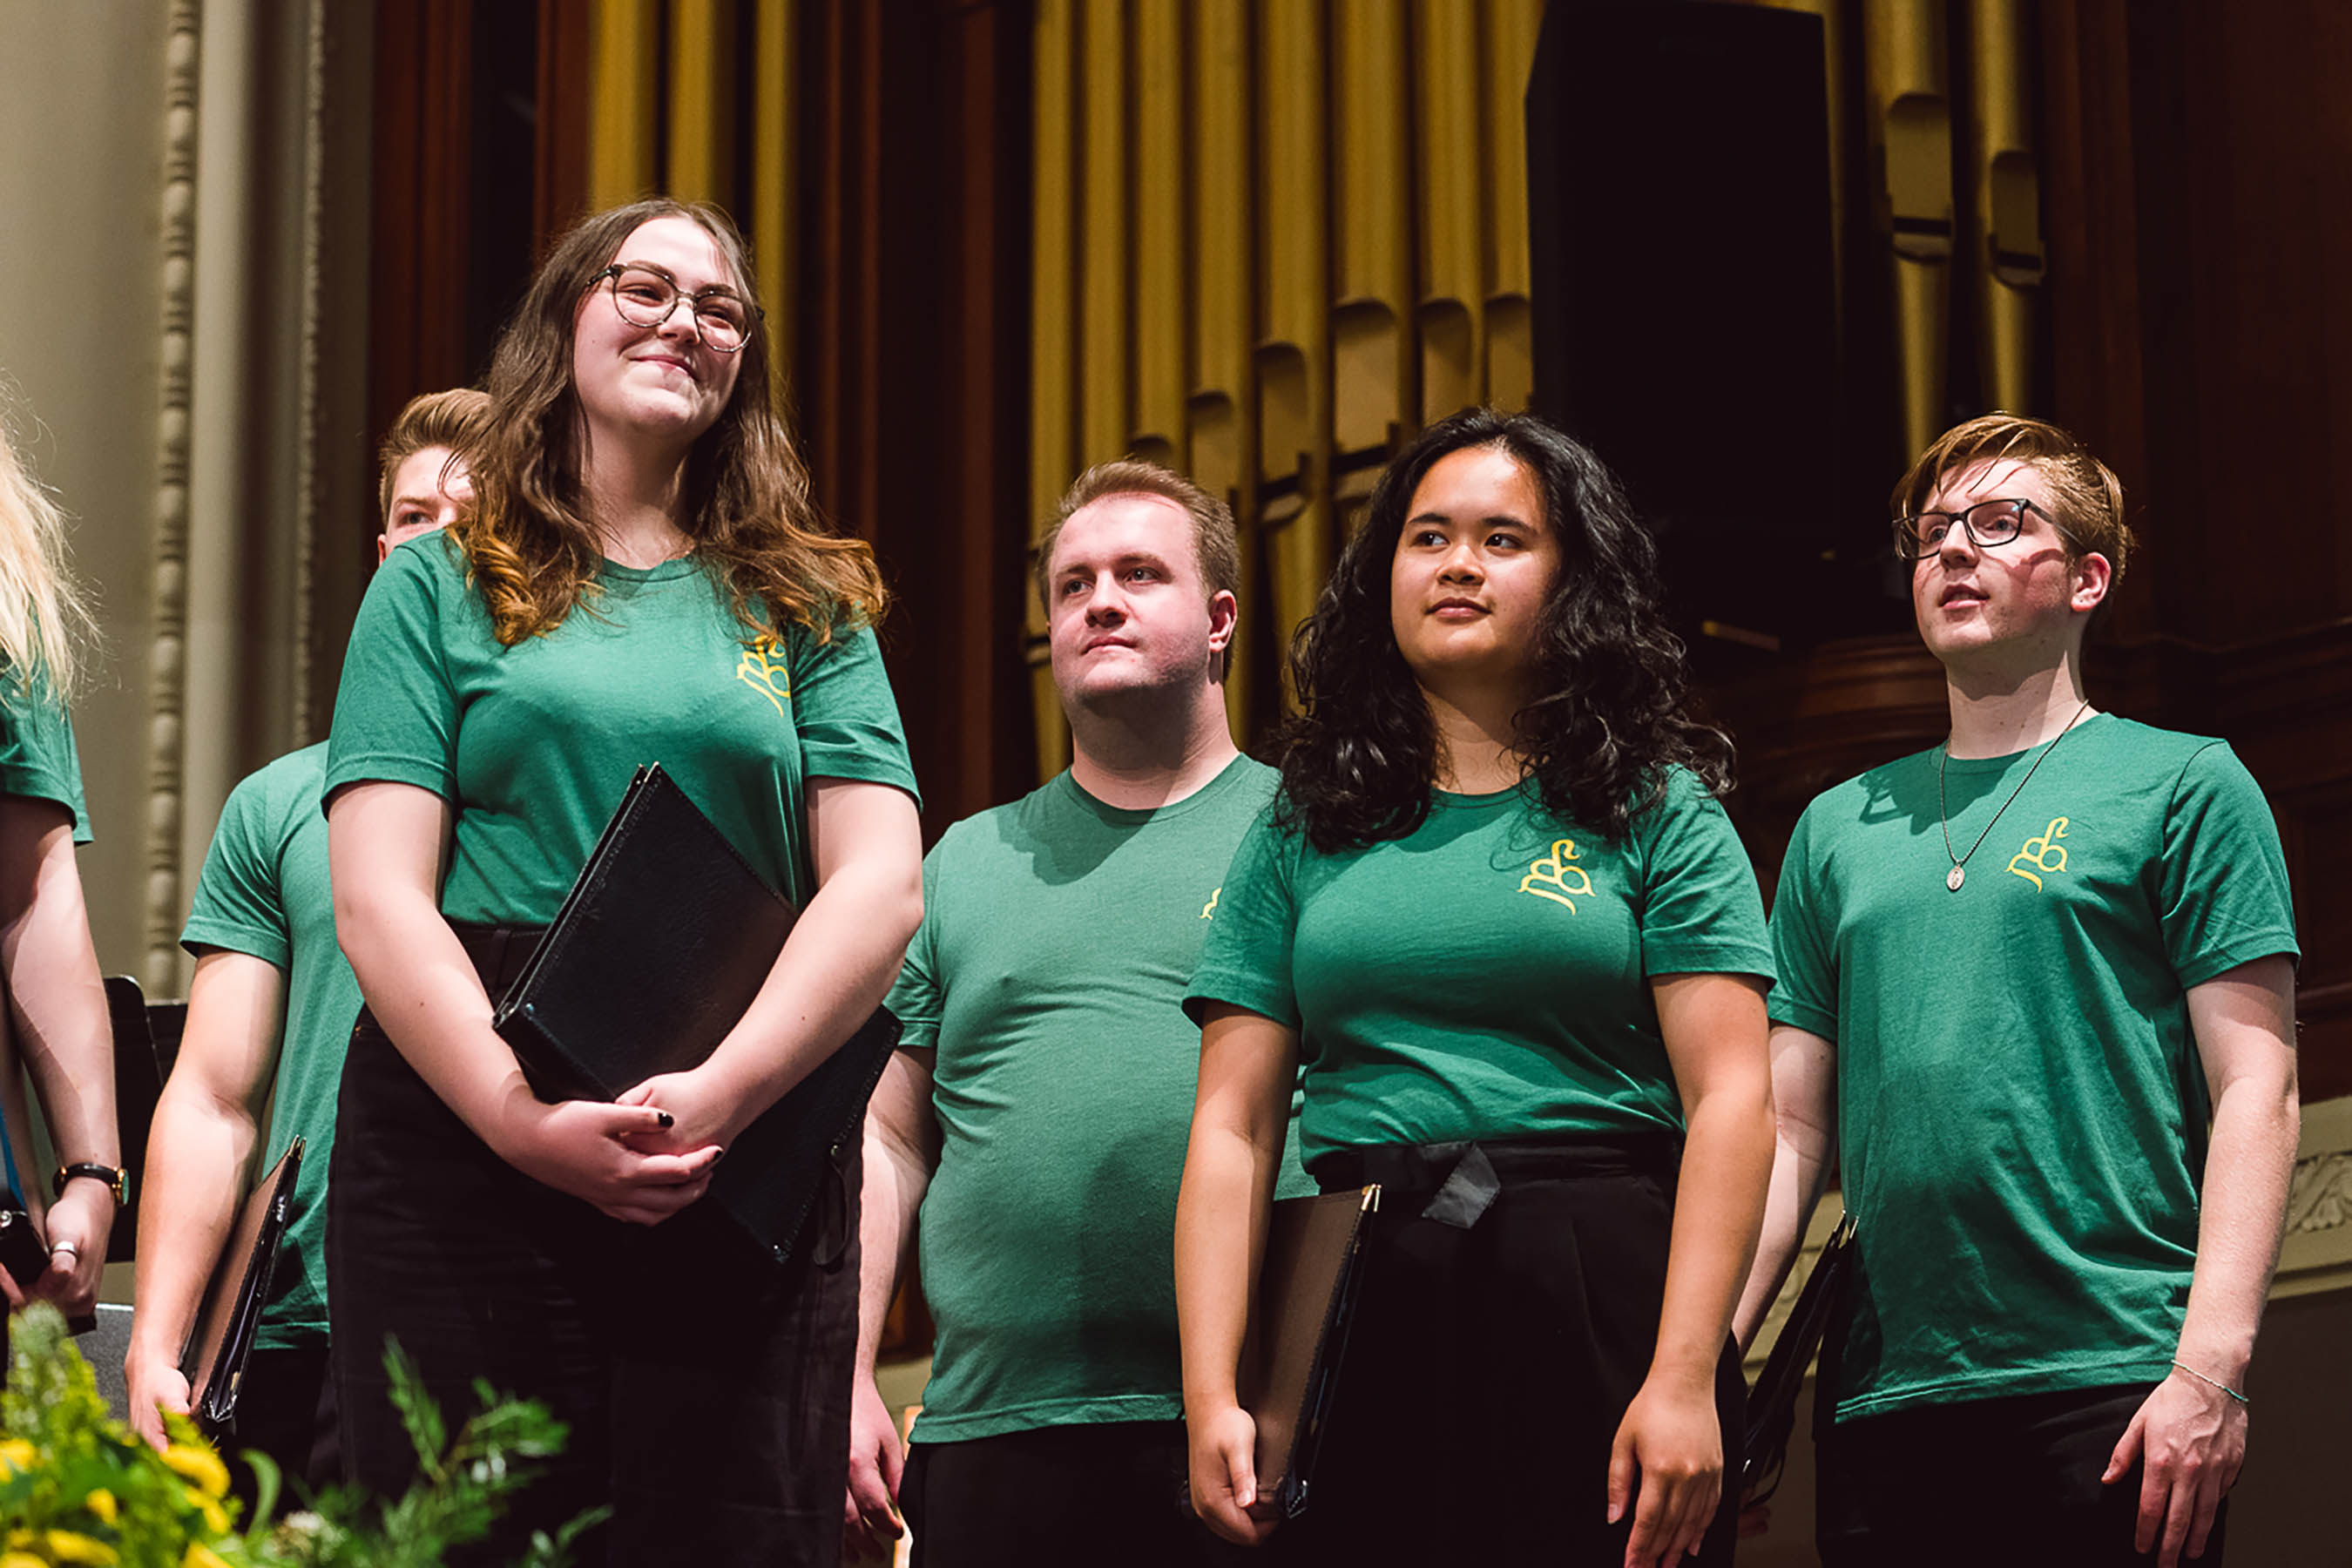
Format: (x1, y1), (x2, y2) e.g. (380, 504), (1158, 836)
(1937, 711), (2113, 776)
(1063, 754), (1259, 826)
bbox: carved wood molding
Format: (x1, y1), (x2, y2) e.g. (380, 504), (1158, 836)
(141, 0), (201, 996)
(289, 0), (328, 744)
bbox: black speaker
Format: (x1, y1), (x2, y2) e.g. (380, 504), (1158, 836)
(1528, 0), (1882, 665)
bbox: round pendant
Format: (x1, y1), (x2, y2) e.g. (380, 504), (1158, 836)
(1946, 864), (1966, 891)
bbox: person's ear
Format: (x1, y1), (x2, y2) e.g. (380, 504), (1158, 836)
(2070, 551), (2112, 614)
(375, 534), (391, 565)
(1205, 589), (1238, 653)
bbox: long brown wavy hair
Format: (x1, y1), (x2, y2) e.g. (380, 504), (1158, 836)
(456, 198), (886, 645)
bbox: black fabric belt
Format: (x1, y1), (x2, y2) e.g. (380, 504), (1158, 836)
(1311, 1132), (1682, 1231)
(446, 919), (546, 998)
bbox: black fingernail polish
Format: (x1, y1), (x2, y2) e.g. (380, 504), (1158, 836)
(656, 1111), (675, 1129)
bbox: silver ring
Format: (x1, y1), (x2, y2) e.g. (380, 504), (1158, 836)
(49, 1241), (79, 1260)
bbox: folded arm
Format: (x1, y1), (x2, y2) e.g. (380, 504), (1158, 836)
(615, 775), (922, 1156)
(328, 779), (718, 1223)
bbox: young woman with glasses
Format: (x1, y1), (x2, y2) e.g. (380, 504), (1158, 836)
(323, 199), (923, 1563)
(0, 406), (115, 1340)
(1176, 409), (1774, 1566)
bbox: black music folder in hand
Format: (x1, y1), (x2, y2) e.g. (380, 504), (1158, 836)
(1237, 1185), (1381, 1520)
(491, 762), (901, 1264)
(183, 1135), (303, 1436)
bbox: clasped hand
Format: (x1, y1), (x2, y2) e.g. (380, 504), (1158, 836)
(500, 1066), (729, 1225)
(0, 1179), (110, 1319)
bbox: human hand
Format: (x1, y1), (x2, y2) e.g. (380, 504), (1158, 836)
(1187, 1401), (1280, 1547)
(841, 1373), (905, 1562)
(502, 1098), (720, 1224)
(2103, 1367), (2246, 1566)
(617, 1066), (749, 1157)
(1608, 1372), (1723, 1568)
(28, 1180), (112, 1320)
(124, 1340), (193, 1452)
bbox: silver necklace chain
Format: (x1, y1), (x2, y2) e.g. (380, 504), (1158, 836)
(1937, 700), (2092, 891)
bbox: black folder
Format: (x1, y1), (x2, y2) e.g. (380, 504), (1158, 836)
(1740, 1209), (1856, 1504)
(1237, 1185), (1380, 1519)
(492, 763), (900, 1264)
(183, 1136), (303, 1436)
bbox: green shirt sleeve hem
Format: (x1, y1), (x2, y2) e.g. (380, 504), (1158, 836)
(2174, 932), (2301, 990)
(1767, 997), (1837, 1041)
(803, 760), (923, 812)
(1180, 981), (1297, 1030)
(179, 916), (292, 970)
(321, 753), (456, 803)
(0, 772), (87, 840)
(1644, 942), (1778, 985)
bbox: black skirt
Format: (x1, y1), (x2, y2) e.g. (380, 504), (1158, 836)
(325, 922), (859, 1567)
(1276, 1132), (1746, 1565)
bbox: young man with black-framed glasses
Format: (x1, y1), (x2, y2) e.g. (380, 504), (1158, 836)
(1734, 414), (2300, 1568)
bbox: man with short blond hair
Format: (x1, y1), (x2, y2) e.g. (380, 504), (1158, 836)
(843, 459), (1305, 1566)
(1735, 415), (2299, 1567)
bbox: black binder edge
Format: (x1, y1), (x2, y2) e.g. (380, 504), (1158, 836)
(1267, 1184), (1380, 1521)
(184, 1135), (305, 1436)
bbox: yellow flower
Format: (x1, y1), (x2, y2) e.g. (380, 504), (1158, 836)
(182, 1485), (232, 1537)
(44, 1530), (120, 1565)
(160, 1443), (231, 1497)
(182, 1544), (234, 1568)
(0, 1438), (33, 1473)
(82, 1489), (118, 1524)
(2, 1551), (47, 1568)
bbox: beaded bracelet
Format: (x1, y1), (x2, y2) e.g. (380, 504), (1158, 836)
(2171, 1360), (2250, 1406)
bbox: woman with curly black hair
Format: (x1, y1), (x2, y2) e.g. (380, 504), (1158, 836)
(1176, 409), (1774, 1566)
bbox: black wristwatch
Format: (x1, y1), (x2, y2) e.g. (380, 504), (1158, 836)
(52, 1162), (129, 1208)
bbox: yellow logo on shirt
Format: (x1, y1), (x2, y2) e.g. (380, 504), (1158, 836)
(2007, 816), (2071, 890)
(1518, 838), (1595, 912)
(1201, 887), (1221, 919)
(736, 637), (792, 715)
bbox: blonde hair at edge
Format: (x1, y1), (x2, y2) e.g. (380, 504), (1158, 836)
(0, 407), (93, 698)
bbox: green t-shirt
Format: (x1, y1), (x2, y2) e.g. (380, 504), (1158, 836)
(893, 756), (1312, 1442)
(1770, 715), (2300, 1422)
(179, 743), (355, 1349)
(1186, 769), (1774, 1166)
(0, 662), (90, 842)
(325, 534), (918, 922)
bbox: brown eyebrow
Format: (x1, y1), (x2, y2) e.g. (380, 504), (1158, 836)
(612, 259), (744, 302)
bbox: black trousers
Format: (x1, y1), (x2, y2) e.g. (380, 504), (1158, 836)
(903, 1421), (1264, 1568)
(327, 937), (859, 1568)
(226, 1342), (340, 1506)
(1276, 1135), (1746, 1565)
(1817, 1382), (2229, 1566)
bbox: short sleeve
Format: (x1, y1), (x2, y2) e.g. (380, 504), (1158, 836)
(886, 845), (946, 1053)
(180, 769), (292, 968)
(0, 666), (90, 842)
(2159, 743), (2299, 987)
(324, 542), (461, 803)
(1181, 809), (1301, 1028)
(1767, 803), (1839, 1040)
(789, 622), (921, 808)
(1632, 771), (1775, 986)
